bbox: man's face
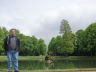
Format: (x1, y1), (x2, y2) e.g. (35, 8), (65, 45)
(10, 30), (16, 36)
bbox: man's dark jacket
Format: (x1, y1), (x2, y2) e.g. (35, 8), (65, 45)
(4, 35), (20, 52)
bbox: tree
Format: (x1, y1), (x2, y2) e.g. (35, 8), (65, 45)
(60, 19), (75, 56)
(0, 27), (47, 56)
(48, 19), (75, 56)
(38, 39), (47, 55)
(48, 37), (56, 55)
(0, 27), (9, 55)
(75, 29), (87, 56)
(85, 23), (96, 56)
(60, 19), (71, 34)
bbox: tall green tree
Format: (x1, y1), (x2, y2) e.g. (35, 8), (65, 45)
(48, 37), (56, 55)
(75, 29), (87, 56)
(60, 19), (71, 34)
(38, 39), (47, 55)
(60, 19), (75, 55)
(48, 35), (62, 55)
(85, 23), (96, 56)
(48, 19), (75, 56)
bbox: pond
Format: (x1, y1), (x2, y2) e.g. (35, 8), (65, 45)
(0, 59), (96, 70)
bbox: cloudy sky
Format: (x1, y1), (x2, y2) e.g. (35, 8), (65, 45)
(0, 0), (96, 44)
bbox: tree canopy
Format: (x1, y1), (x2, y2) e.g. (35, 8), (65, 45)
(0, 27), (47, 56)
(0, 20), (96, 56)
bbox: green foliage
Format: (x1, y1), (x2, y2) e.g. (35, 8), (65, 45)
(48, 19), (75, 56)
(85, 23), (96, 56)
(74, 30), (87, 55)
(48, 20), (96, 56)
(74, 23), (96, 56)
(1, 21), (96, 56)
(0, 27), (47, 56)
(19, 35), (47, 56)
(48, 37), (56, 55)
(38, 39), (47, 55)
(60, 19), (71, 34)
(0, 27), (9, 55)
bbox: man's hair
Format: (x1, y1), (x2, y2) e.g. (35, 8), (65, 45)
(10, 29), (17, 32)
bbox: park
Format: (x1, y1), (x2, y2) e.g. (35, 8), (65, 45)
(0, 20), (96, 71)
(0, 0), (96, 72)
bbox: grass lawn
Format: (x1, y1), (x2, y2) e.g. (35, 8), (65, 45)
(1, 56), (96, 61)
(53, 56), (96, 60)
(1, 69), (96, 72)
(0, 56), (45, 61)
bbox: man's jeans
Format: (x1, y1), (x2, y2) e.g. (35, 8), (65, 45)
(7, 50), (19, 71)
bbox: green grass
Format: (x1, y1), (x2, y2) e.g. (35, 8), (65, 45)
(21, 68), (96, 72)
(1, 56), (96, 63)
(52, 56), (96, 60)
(1, 56), (96, 61)
(0, 56), (45, 61)
(19, 56), (45, 61)
(1, 68), (96, 72)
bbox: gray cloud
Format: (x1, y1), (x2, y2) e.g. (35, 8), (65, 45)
(0, 0), (96, 44)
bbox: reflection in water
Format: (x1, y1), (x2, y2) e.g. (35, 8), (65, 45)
(45, 60), (54, 70)
(0, 60), (96, 70)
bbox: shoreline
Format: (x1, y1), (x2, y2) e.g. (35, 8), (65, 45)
(0, 56), (96, 72)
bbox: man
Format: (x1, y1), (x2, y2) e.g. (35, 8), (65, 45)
(4, 29), (20, 72)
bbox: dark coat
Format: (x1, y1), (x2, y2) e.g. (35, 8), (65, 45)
(4, 35), (20, 52)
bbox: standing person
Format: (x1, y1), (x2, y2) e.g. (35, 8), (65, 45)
(4, 29), (20, 72)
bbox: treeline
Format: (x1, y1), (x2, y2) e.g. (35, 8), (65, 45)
(0, 19), (96, 56)
(0, 27), (47, 56)
(48, 19), (96, 56)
